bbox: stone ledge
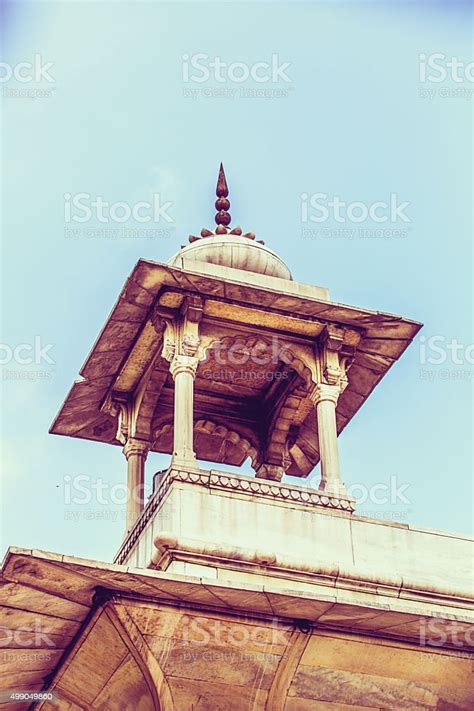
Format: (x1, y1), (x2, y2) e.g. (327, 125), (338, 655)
(114, 466), (356, 565)
(3, 548), (473, 652)
(151, 533), (474, 606)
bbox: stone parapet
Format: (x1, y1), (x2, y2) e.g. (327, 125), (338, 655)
(114, 466), (356, 566)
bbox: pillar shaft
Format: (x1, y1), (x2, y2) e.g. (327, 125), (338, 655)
(311, 384), (345, 496)
(123, 438), (149, 533)
(170, 355), (198, 467)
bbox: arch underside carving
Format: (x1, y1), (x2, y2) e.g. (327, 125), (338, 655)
(38, 604), (162, 711)
(39, 600), (470, 710)
(147, 332), (320, 477)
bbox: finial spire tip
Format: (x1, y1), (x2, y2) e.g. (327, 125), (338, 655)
(215, 163), (231, 226)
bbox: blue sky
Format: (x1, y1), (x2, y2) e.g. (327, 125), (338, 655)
(1, 1), (472, 563)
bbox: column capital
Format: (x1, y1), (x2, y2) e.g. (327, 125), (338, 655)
(123, 437), (149, 461)
(170, 354), (199, 380)
(309, 382), (340, 406)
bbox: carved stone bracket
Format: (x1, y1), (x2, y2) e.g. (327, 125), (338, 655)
(102, 395), (132, 446)
(339, 345), (356, 393)
(320, 325), (345, 386)
(318, 325), (361, 393)
(160, 294), (204, 365)
(182, 294), (204, 324)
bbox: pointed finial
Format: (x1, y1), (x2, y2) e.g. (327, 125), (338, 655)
(215, 163), (231, 227)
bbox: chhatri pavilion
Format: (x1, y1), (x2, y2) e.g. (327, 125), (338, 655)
(1, 166), (473, 710)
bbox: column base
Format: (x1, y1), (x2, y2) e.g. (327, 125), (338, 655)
(123, 511), (141, 538)
(319, 479), (348, 498)
(256, 464), (285, 482)
(171, 451), (198, 470)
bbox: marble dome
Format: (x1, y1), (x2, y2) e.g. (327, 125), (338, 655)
(168, 163), (292, 281)
(168, 232), (292, 280)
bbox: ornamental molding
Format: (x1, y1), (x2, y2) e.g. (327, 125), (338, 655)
(123, 437), (150, 460)
(169, 354), (199, 379)
(309, 382), (340, 406)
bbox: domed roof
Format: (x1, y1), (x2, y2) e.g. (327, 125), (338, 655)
(168, 231), (292, 280)
(168, 164), (292, 281)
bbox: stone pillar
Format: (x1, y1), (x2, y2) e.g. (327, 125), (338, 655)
(170, 355), (198, 468)
(311, 383), (346, 496)
(123, 437), (149, 533)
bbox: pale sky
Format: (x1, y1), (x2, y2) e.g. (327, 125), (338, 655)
(1, 1), (472, 563)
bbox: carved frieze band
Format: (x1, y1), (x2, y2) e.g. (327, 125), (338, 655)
(181, 469), (355, 510)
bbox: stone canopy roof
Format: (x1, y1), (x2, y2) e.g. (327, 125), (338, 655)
(49, 256), (421, 477)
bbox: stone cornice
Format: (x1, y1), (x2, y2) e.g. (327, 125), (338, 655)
(151, 533), (474, 606)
